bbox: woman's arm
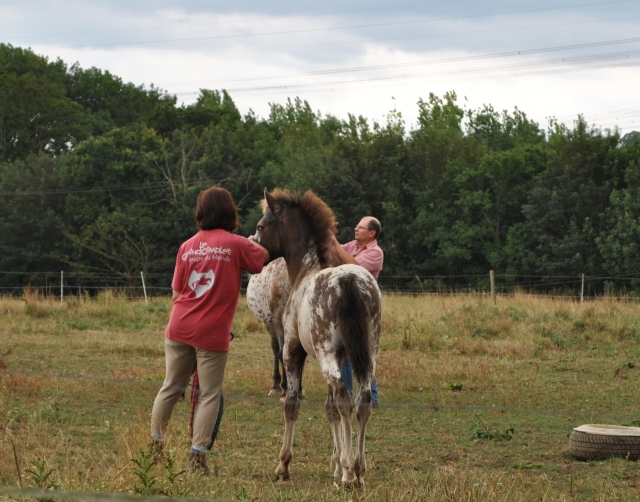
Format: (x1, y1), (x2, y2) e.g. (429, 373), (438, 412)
(248, 235), (270, 263)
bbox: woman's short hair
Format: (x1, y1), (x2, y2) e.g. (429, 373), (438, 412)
(195, 186), (239, 231)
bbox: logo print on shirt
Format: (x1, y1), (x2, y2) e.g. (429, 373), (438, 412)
(188, 270), (215, 298)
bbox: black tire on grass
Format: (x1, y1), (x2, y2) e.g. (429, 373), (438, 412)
(569, 430), (640, 461)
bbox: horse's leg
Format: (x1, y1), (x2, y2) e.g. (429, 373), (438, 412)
(267, 322), (281, 396)
(274, 340), (306, 481)
(336, 379), (356, 487)
(278, 343), (287, 397)
(353, 379), (373, 487)
(321, 362), (356, 487)
(325, 384), (343, 479)
(275, 322), (287, 397)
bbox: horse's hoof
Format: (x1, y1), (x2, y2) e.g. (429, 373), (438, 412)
(274, 468), (290, 482)
(268, 388), (279, 397)
(341, 470), (359, 490)
(353, 460), (366, 479)
(342, 479), (359, 491)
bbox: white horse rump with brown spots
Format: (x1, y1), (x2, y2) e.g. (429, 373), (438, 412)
(246, 257), (290, 396)
(254, 188), (381, 488)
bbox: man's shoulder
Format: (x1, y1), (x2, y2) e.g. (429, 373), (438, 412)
(367, 240), (384, 256)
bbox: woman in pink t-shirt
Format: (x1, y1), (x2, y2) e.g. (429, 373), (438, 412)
(150, 186), (269, 473)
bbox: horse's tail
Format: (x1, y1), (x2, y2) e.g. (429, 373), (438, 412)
(335, 274), (376, 384)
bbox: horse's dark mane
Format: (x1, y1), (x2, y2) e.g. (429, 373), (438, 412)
(262, 189), (335, 268)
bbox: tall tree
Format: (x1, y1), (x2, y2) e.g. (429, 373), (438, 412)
(597, 142), (640, 289)
(0, 44), (89, 162)
(520, 118), (622, 277)
(0, 155), (68, 287)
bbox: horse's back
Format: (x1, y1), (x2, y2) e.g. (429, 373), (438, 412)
(313, 265), (380, 313)
(294, 265), (381, 357)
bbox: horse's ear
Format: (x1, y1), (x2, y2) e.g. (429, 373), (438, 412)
(264, 188), (283, 217)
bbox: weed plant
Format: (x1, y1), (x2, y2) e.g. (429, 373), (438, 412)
(2, 290), (640, 500)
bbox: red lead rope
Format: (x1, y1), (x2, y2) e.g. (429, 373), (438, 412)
(189, 369), (199, 438)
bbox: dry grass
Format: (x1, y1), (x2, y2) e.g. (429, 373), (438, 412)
(2, 291), (640, 500)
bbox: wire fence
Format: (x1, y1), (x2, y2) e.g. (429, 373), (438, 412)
(2, 270), (640, 301)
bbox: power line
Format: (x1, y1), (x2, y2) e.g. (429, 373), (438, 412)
(177, 50), (640, 96)
(164, 36), (640, 87)
(554, 98), (640, 121)
(75, 10), (635, 78)
(47, 0), (639, 50)
(123, 11), (639, 69)
(3, 0), (472, 41)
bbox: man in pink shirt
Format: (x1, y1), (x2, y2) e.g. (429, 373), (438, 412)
(329, 216), (383, 406)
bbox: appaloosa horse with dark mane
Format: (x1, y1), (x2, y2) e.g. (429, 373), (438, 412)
(254, 189), (382, 488)
(246, 257), (290, 396)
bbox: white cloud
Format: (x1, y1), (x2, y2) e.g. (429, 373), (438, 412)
(6, 1), (640, 134)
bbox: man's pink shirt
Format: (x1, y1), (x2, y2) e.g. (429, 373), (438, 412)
(342, 239), (384, 280)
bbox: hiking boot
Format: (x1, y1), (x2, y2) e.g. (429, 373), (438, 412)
(189, 452), (211, 474)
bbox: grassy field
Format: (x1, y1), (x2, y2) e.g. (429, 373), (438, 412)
(2, 291), (640, 501)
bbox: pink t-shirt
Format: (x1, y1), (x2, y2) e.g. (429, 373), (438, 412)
(166, 229), (264, 352)
(342, 239), (384, 280)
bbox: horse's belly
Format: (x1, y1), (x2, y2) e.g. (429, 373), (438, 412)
(297, 299), (318, 357)
(246, 275), (272, 325)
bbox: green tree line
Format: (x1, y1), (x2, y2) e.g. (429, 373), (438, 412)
(2, 44), (640, 294)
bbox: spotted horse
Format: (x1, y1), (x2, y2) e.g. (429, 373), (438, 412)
(254, 188), (382, 488)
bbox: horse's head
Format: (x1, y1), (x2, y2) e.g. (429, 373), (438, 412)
(254, 188), (286, 260)
(254, 188), (335, 273)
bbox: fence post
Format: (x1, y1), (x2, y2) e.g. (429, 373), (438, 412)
(141, 271), (148, 305)
(581, 273), (584, 303)
(490, 270), (496, 305)
(60, 271), (64, 302)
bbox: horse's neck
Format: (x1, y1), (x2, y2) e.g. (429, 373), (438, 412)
(284, 239), (322, 287)
(281, 211), (327, 286)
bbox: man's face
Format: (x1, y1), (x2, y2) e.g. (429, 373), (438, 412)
(354, 218), (375, 244)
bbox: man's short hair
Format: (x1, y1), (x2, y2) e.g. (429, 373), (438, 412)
(195, 186), (239, 231)
(367, 217), (381, 239)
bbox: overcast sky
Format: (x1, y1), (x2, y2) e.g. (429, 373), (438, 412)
(2, 0), (640, 133)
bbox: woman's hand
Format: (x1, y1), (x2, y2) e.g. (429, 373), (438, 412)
(248, 236), (270, 263)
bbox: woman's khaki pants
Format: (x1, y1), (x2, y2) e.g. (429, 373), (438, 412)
(151, 338), (228, 451)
